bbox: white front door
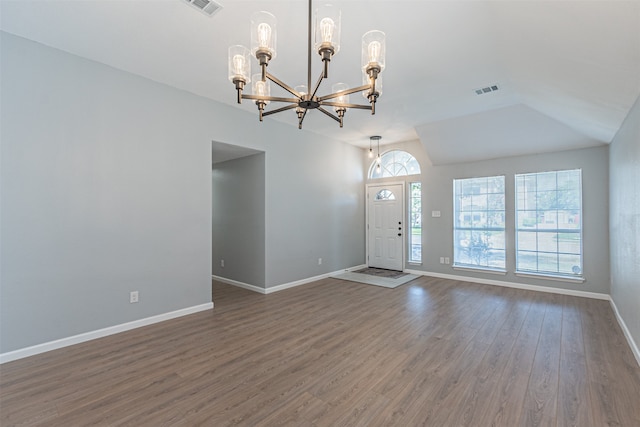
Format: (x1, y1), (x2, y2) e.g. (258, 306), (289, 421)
(368, 184), (404, 271)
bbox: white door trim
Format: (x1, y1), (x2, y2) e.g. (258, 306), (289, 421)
(366, 181), (406, 271)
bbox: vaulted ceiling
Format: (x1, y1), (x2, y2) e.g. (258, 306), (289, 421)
(2, 0), (638, 164)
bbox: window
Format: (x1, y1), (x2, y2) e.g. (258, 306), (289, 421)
(453, 176), (506, 270)
(369, 150), (421, 179)
(410, 182), (422, 263)
(515, 169), (582, 278)
(375, 189), (396, 200)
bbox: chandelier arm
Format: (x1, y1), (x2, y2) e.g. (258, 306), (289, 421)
(262, 104), (298, 117)
(320, 101), (373, 110)
(310, 69), (326, 100)
(266, 72), (302, 98)
(316, 106), (341, 123)
(317, 84), (372, 101)
(242, 94), (299, 103)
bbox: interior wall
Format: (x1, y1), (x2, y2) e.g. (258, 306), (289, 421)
(364, 141), (610, 295)
(0, 32), (213, 353)
(609, 95), (640, 351)
(1, 32), (366, 353)
(212, 153), (266, 287)
(265, 131), (365, 288)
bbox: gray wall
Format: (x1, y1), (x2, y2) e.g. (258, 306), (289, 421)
(365, 141), (610, 295)
(1, 32), (212, 353)
(265, 132), (365, 287)
(610, 95), (640, 350)
(1, 32), (366, 353)
(211, 139), (366, 290)
(212, 153), (266, 287)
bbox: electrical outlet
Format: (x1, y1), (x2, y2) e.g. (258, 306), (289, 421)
(432, 210), (441, 218)
(221, 259), (224, 267)
(445, 257), (450, 264)
(439, 257), (445, 264)
(130, 291), (139, 304)
(318, 258), (322, 265)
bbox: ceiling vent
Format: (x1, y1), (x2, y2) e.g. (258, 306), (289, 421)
(183, 0), (222, 17)
(475, 84), (499, 95)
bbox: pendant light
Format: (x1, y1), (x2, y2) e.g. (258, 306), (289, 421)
(370, 136), (382, 172)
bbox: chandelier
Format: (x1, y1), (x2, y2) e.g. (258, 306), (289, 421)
(228, 0), (385, 129)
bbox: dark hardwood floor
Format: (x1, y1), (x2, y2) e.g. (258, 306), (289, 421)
(1, 276), (639, 426)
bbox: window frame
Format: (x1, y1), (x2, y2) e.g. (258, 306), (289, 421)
(452, 175), (506, 272)
(409, 182), (422, 264)
(375, 189), (396, 200)
(515, 169), (583, 280)
(368, 150), (421, 179)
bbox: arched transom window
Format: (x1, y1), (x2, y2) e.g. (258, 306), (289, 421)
(369, 150), (421, 179)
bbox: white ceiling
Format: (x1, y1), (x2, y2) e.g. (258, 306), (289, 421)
(2, 0), (639, 164)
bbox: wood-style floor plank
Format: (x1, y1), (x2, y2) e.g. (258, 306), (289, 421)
(557, 295), (590, 427)
(518, 293), (562, 426)
(1, 276), (639, 426)
(475, 291), (548, 426)
(580, 297), (625, 426)
(440, 292), (532, 426)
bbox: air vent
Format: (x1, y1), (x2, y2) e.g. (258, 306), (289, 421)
(474, 84), (499, 95)
(183, 0), (222, 17)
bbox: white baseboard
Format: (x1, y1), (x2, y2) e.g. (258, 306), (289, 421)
(609, 298), (640, 367)
(221, 265), (608, 301)
(213, 264), (367, 295)
(0, 302), (214, 364)
(212, 276), (267, 293)
(404, 269), (610, 300)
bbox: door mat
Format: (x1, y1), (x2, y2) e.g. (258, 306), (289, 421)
(355, 267), (408, 279)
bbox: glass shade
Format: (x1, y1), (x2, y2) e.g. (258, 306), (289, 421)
(250, 11), (277, 59)
(362, 72), (383, 99)
(361, 30), (386, 72)
(314, 4), (341, 54)
(331, 82), (349, 111)
(295, 85), (308, 97)
(228, 45), (251, 83)
(252, 73), (271, 104)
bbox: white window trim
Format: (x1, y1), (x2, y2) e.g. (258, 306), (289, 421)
(515, 169), (583, 279)
(515, 271), (585, 283)
(453, 265), (507, 275)
(453, 175), (506, 271)
(409, 181), (422, 264)
(368, 149), (421, 180)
